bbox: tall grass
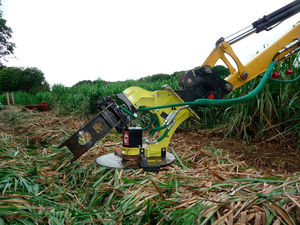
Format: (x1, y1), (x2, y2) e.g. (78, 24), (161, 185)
(0, 55), (299, 142)
(0, 73), (180, 117)
(220, 53), (300, 142)
(50, 74), (180, 117)
(0, 91), (53, 106)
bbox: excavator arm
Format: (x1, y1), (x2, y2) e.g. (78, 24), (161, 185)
(202, 0), (300, 90)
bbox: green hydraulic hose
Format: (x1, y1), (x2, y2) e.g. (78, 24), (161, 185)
(150, 124), (168, 137)
(268, 74), (300, 83)
(120, 106), (137, 119)
(142, 112), (155, 131)
(157, 128), (169, 142)
(137, 61), (276, 111)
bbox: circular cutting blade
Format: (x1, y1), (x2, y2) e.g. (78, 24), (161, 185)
(95, 153), (140, 169)
(95, 152), (175, 169)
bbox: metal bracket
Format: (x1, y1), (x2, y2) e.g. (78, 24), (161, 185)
(59, 98), (130, 161)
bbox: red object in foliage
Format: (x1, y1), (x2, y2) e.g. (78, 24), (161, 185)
(271, 71), (281, 79)
(24, 102), (49, 111)
(207, 93), (215, 99)
(285, 69), (293, 75)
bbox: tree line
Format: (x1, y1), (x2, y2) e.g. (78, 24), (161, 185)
(0, 67), (50, 94)
(0, 1), (50, 94)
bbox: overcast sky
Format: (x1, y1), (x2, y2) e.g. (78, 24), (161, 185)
(2, 0), (299, 87)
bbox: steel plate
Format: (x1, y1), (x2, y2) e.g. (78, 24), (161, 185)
(95, 153), (140, 169)
(95, 152), (175, 169)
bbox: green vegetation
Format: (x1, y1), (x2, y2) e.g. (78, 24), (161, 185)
(0, 109), (299, 224)
(0, 0), (15, 67)
(0, 72), (181, 117)
(0, 67), (50, 94)
(1, 1), (299, 224)
(221, 54), (300, 144)
(0, 57), (299, 225)
(0, 55), (299, 144)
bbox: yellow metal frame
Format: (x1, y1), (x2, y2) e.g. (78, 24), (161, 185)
(202, 23), (300, 90)
(121, 86), (199, 158)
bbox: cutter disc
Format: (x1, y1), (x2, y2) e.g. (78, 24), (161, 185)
(95, 152), (175, 169)
(95, 153), (140, 169)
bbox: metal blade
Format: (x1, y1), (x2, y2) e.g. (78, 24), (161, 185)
(95, 153), (140, 169)
(95, 152), (175, 170)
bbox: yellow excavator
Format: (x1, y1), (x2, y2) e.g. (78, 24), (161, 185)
(60, 1), (300, 172)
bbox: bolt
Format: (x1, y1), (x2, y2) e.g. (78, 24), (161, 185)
(204, 65), (212, 74)
(140, 148), (145, 155)
(225, 83), (233, 92)
(241, 72), (249, 80)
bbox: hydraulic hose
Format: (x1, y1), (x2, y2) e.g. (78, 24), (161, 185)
(268, 74), (300, 83)
(157, 128), (169, 142)
(149, 124), (168, 137)
(120, 105), (137, 119)
(142, 112), (155, 131)
(138, 61), (276, 111)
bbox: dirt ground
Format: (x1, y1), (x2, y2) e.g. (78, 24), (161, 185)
(171, 131), (300, 174)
